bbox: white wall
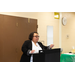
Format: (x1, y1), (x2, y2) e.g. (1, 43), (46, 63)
(0, 12), (38, 19)
(62, 12), (75, 53)
(37, 12), (59, 47)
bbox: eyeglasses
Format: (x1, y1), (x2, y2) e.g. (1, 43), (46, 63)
(33, 36), (40, 38)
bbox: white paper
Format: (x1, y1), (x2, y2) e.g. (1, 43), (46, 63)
(47, 26), (53, 46)
(64, 53), (73, 55)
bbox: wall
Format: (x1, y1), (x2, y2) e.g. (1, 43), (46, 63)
(62, 12), (75, 53)
(37, 12), (59, 47)
(1, 12), (75, 53)
(0, 12), (38, 19)
(0, 12), (59, 48)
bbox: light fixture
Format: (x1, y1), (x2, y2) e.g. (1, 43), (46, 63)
(54, 12), (60, 19)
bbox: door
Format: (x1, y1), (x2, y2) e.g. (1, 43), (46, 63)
(27, 18), (37, 35)
(3, 15), (17, 62)
(16, 17), (28, 62)
(0, 14), (4, 62)
(16, 17), (37, 62)
(0, 14), (37, 62)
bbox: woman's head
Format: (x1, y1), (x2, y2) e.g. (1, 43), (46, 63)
(29, 32), (39, 42)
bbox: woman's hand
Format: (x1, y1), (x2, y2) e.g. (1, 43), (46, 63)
(50, 44), (54, 48)
(31, 50), (35, 53)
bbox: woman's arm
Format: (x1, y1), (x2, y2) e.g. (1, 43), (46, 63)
(22, 41), (31, 55)
(21, 40), (35, 55)
(38, 42), (54, 50)
(38, 42), (51, 50)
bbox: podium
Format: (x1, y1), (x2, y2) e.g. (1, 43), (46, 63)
(33, 48), (60, 62)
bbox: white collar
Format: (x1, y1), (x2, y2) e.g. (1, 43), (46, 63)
(32, 41), (38, 44)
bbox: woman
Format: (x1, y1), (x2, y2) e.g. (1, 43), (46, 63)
(20, 32), (54, 62)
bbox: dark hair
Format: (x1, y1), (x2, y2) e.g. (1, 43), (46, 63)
(29, 32), (38, 40)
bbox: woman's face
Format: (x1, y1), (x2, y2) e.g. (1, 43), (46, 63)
(32, 33), (39, 43)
